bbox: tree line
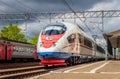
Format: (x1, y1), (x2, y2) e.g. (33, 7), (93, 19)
(0, 23), (38, 45)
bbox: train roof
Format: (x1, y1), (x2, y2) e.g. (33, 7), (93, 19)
(44, 22), (104, 47)
(62, 22), (105, 48)
(0, 38), (35, 45)
(62, 22), (95, 41)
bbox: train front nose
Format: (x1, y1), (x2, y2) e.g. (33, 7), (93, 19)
(41, 35), (56, 48)
(38, 23), (67, 58)
(41, 25), (66, 48)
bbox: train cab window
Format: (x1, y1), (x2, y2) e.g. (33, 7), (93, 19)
(67, 34), (76, 43)
(42, 24), (67, 35)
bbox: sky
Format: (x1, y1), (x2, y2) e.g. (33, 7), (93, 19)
(0, 0), (120, 45)
(0, 0), (104, 13)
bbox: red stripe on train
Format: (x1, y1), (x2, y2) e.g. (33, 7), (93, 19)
(41, 34), (64, 48)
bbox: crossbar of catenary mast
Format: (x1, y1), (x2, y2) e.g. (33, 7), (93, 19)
(0, 10), (120, 20)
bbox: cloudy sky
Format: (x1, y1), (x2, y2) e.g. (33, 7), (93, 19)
(0, 0), (120, 45)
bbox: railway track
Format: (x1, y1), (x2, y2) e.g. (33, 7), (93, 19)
(0, 65), (48, 79)
(0, 61), (64, 79)
(0, 62), (67, 79)
(0, 62), (40, 69)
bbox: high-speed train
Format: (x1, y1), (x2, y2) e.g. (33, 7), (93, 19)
(37, 22), (106, 66)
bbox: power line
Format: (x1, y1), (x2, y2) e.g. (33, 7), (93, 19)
(69, 0), (104, 33)
(13, 0), (30, 13)
(0, 0), (23, 13)
(63, 0), (103, 32)
(0, 8), (6, 13)
(68, 0), (101, 33)
(68, 0), (80, 11)
(63, 0), (94, 34)
(16, 0), (38, 12)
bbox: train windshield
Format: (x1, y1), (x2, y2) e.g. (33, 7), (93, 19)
(42, 25), (66, 35)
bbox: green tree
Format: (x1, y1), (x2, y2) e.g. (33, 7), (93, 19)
(29, 35), (39, 45)
(118, 48), (120, 52)
(0, 23), (27, 42)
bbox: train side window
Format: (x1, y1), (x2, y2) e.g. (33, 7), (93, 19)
(97, 45), (105, 53)
(21, 48), (23, 52)
(0, 46), (4, 51)
(31, 48), (34, 53)
(14, 47), (18, 52)
(78, 34), (82, 43)
(84, 38), (92, 48)
(67, 34), (76, 43)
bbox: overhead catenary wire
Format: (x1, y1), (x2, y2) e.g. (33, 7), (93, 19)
(0, 0), (24, 13)
(0, 4), (7, 13)
(15, 0), (38, 12)
(63, 0), (94, 34)
(13, 0), (32, 13)
(68, 0), (105, 34)
(0, 9), (6, 13)
(69, 0), (104, 33)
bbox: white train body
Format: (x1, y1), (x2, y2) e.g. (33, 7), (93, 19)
(37, 22), (105, 66)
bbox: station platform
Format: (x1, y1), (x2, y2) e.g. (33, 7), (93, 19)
(30, 60), (120, 79)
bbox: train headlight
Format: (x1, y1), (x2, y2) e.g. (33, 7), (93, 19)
(52, 43), (56, 47)
(52, 42), (57, 47)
